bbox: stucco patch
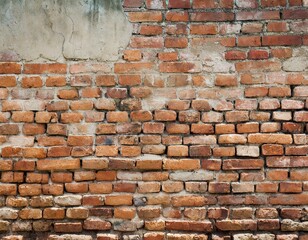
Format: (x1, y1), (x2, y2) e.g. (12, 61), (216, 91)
(0, 0), (133, 61)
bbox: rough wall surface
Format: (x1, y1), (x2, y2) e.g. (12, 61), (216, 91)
(0, 0), (308, 239)
(0, 0), (132, 61)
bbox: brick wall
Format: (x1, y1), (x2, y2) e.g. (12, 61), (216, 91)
(0, 0), (308, 239)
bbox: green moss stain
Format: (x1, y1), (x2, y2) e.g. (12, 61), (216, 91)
(87, 0), (122, 24)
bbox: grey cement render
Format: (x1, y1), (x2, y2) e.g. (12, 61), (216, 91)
(0, 0), (133, 62)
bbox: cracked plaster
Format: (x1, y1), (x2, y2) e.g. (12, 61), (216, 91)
(0, 0), (133, 62)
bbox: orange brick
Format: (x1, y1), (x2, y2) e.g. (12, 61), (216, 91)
(21, 76), (43, 88)
(105, 195), (133, 206)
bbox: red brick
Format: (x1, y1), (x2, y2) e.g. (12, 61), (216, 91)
(236, 61), (281, 72)
(37, 159), (80, 171)
(269, 194), (308, 205)
(262, 144), (284, 156)
(105, 195), (133, 206)
(166, 123), (190, 134)
(225, 111), (249, 122)
(216, 220), (257, 231)
(58, 89), (78, 99)
(0, 62), (21, 74)
(294, 111), (308, 122)
(167, 24), (188, 35)
(191, 12), (234, 22)
(225, 50), (246, 60)
(248, 133), (292, 144)
(114, 207), (136, 219)
(54, 222), (82, 233)
(190, 24), (217, 35)
(238, 36), (261, 47)
(245, 87), (269, 97)
(13, 160), (35, 171)
(89, 183), (113, 194)
(4, 175), (23, 187)
(165, 37), (188, 48)
(271, 48), (293, 58)
(179, 110), (200, 123)
(154, 110), (177, 121)
(240, 73), (266, 84)
(114, 182), (137, 193)
(262, 35), (302, 46)
(158, 52), (178, 61)
(267, 156), (308, 168)
(280, 182), (302, 193)
(95, 75), (115, 86)
(286, 145), (308, 155)
(1, 147), (22, 158)
(220, 0), (234, 8)
(159, 62), (201, 73)
(166, 220), (212, 232)
(215, 74), (237, 86)
(248, 50), (269, 59)
(129, 11), (163, 22)
(267, 22), (288, 32)
(131, 36), (164, 49)
(236, 11), (280, 20)
(167, 145), (189, 157)
(12, 111), (34, 123)
(140, 25), (163, 36)
(118, 75), (141, 86)
(60, 113), (83, 123)
(23, 148), (46, 159)
(123, 0), (144, 7)
(164, 159), (200, 170)
(261, 0), (286, 6)
(24, 63), (66, 74)
(51, 172), (72, 183)
(0, 124), (19, 135)
(290, 170), (308, 181)
(168, 0), (191, 8)
(130, 87), (152, 98)
(43, 208), (65, 219)
(106, 111), (129, 123)
(0, 76), (17, 87)
(236, 0), (258, 8)
(19, 184), (41, 196)
(121, 146), (141, 157)
(96, 146), (118, 157)
(81, 87), (102, 98)
(280, 208), (302, 219)
(46, 76), (66, 87)
(209, 183), (230, 193)
(70, 75), (91, 87)
(46, 101), (69, 111)
(42, 184), (63, 195)
(145, 0), (166, 9)
(193, 0), (217, 8)
(282, 9), (308, 19)
(240, 172), (264, 182)
(115, 62), (154, 73)
(258, 219), (280, 230)
(166, 11), (189, 22)
(223, 159), (264, 170)
(168, 100), (190, 110)
(213, 147), (235, 157)
(289, 0), (303, 5)
(267, 170), (288, 181)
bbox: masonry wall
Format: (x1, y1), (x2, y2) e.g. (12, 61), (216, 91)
(0, 0), (308, 239)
